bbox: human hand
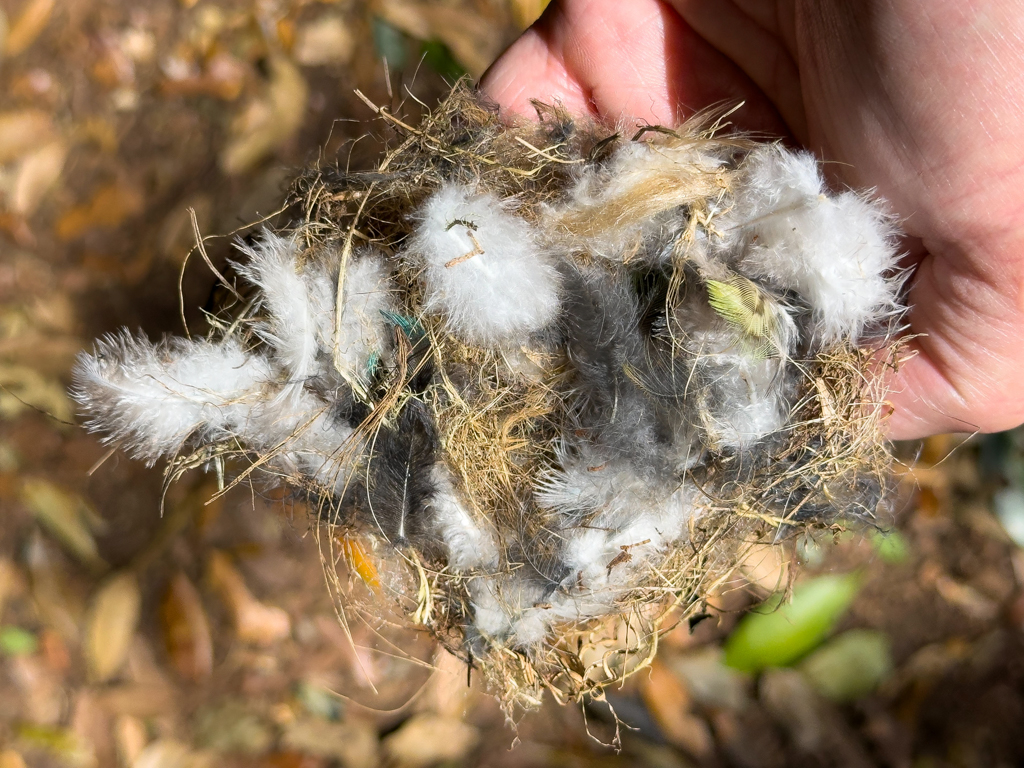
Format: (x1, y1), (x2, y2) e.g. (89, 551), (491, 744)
(482, 0), (1024, 440)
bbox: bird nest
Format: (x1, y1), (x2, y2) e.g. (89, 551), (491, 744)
(73, 82), (906, 715)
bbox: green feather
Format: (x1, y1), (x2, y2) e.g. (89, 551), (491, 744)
(707, 275), (784, 357)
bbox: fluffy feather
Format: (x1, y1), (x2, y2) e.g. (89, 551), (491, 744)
(674, 295), (797, 451)
(405, 183), (561, 347)
(234, 231), (321, 380)
(71, 331), (270, 464)
(429, 466), (499, 571)
(719, 146), (902, 344)
(242, 387), (357, 498)
(236, 233), (395, 389)
(331, 249), (395, 389)
(561, 265), (667, 466)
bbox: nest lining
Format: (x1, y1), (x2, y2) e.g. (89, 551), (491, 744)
(72, 83), (906, 714)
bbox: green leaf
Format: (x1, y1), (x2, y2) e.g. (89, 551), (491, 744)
(798, 629), (893, 701)
(872, 529), (911, 564)
(420, 40), (467, 82)
(0, 626), (38, 656)
(723, 572), (862, 673)
(371, 16), (408, 70)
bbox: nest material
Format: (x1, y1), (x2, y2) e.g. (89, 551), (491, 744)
(73, 83), (906, 714)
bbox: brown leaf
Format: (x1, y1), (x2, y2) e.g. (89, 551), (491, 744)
(160, 571), (213, 682)
(0, 110), (54, 164)
(509, 0), (550, 30)
(114, 715), (149, 766)
(19, 478), (105, 569)
(25, 532), (85, 642)
(293, 16), (354, 66)
(281, 719), (379, 768)
(132, 740), (214, 768)
(0, 364), (75, 422)
(0, 556), (26, 619)
(376, 0), (502, 77)
(640, 659), (714, 758)
(12, 140), (66, 216)
(70, 690), (115, 768)
(95, 684), (178, 718)
(9, 655), (64, 724)
(55, 182), (144, 241)
(207, 550), (290, 646)
(3, 0), (54, 57)
(220, 56), (308, 175)
(738, 541), (790, 598)
(85, 571), (141, 682)
(0, 750), (28, 768)
(383, 714), (480, 768)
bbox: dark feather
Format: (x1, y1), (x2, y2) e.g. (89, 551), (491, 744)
(362, 399), (439, 551)
(560, 265), (670, 468)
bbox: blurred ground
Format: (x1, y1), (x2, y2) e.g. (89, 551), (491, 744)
(2, 1), (1024, 767)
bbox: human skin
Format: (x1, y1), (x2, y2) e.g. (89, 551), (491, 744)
(481, 0), (1024, 440)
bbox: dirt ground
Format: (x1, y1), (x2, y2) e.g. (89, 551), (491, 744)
(2, 1), (1024, 766)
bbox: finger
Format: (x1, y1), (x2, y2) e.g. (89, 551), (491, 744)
(482, 0), (790, 135)
(670, 0), (807, 142)
(885, 244), (1024, 439)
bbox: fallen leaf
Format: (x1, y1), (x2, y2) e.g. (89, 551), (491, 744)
(281, 718), (379, 768)
(738, 542), (790, 597)
(376, 0), (501, 77)
(799, 629), (894, 702)
(12, 140), (66, 216)
(25, 531), (84, 642)
(933, 574), (999, 620)
(160, 571), (213, 682)
(639, 660), (713, 758)
(9, 655), (63, 723)
(724, 572), (862, 673)
(3, 0), (54, 57)
(85, 571), (141, 682)
(114, 715), (148, 766)
(193, 700), (273, 755)
(670, 647), (750, 711)
(220, 56), (308, 175)
(95, 683), (178, 718)
(70, 690), (115, 768)
(293, 16), (354, 66)
(132, 740), (216, 768)
(14, 724), (93, 767)
(424, 647), (473, 718)
(39, 628), (70, 672)
(371, 16), (408, 70)
(55, 181), (144, 241)
(0, 626), (38, 656)
(207, 550), (290, 645)
(0, 364), (75, 422)
(159, 52), (247, 100)
(295, 680), (342, 721)
(0, 556), (26, 619)
(509, 0), (550, 30)
(0, 110), (54, 164)
(19, 478), (105, 569)
(0, 750), (28, 768)
(383, 713), (479, 767)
